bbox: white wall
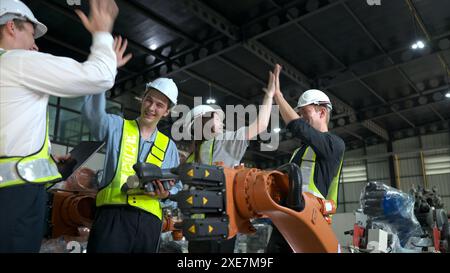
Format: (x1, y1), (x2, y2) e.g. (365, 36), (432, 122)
(340, 132), (450, 213)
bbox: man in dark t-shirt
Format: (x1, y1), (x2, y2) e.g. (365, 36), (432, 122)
(267, 64), (345, 253)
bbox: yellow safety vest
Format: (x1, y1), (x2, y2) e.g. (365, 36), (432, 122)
(290, 146), (343, 205)
(0, 117), (62, 188)
(186, 139), (215, 164)
(95, 119), (170, 220)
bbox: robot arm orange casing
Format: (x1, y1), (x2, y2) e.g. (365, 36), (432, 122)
(49, 168), (97, 239)
(162, 215), (184, 241)
(223, 165), (340, 253)
(50, 191), (96, 239)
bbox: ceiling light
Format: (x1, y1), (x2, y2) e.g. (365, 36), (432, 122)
(150, 44), (157, 50)
(416, 40), (425, 49)
(411, 40), (425, 50)
(445, 92), (450, 98)
(273, 128), (281, 133)
(206, 98), (216, 104)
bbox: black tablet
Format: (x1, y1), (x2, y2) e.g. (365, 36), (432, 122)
(57, 141), (105, 180)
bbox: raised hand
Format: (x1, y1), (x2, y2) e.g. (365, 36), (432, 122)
(75, 0), (119, 34)
(113, 36), (133, 68)
(263, 71), (275, 98)
(274, 64), (282, 97)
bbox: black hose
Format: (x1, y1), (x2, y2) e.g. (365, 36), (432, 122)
(276, 163), (304, 212)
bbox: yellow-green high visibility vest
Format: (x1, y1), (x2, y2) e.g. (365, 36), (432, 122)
(0, 116), (62, 189)
(95, 119), (170, 220)
(186, 139), (215, 164)
(290, 146), (343, 205)
(186, 139), (215, 220)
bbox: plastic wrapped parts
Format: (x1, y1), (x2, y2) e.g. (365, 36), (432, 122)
(360, 182), (423, 248)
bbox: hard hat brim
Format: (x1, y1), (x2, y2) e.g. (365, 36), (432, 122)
(295, 102), (333, 111)
(33, 21), (47, 38)
(0, 13), (47, 39)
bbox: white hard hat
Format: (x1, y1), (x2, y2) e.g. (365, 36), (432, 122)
(295, 89), (332, 111)
(0, 0), (47, 38)
(184, 105), (224, 132)
(145, 78), (178, 105)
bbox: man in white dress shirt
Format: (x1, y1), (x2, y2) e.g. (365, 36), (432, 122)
(0, 0), (120, 252)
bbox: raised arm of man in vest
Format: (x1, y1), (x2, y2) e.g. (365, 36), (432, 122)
(272, 64), (301, 125)
(246, 65), (276, 140)
(81, 36), (132, 141)
(0, 0), (120, 97)
(273, 64), (344, 159)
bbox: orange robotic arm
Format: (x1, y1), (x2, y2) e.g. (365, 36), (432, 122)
(169, 162), (339, 253)
(47, 168), (98, 239)
(47, 163), (340, 253)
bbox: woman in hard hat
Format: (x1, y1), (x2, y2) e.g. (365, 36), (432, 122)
(183, 67), (278, 253)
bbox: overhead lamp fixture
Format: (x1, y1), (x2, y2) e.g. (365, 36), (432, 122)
(273, 128), (281, 133)
(206, 82), (216, 105)
(445, 92), (450, 98)
(409, 6), (426, 51)
(411, 40), (425, 50)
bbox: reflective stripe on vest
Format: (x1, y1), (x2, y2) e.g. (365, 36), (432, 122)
(186, 139), (215, 164)
(95, 120), (170, 220)
(290, 146), (343, 205)
(0, 116), (62, 188)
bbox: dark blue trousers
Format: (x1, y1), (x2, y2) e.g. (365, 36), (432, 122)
(0, 184), (47, 253)
(87, 206), (162, 253)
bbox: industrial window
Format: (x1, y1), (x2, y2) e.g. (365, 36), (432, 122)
(57, 110), (82, 146)
(424, 153), (450, 175)
(341, 163), (367, 183)
(49, 106), (56, 140)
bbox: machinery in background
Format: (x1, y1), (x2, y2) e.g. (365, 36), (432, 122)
(346, 182), (449, 253)
(41, 166), (184, 253)
(41, 162), (340, 253)
(46, 168), (98, 239)
(48, 190), (96, 239)
(41, 168), (98, 253)
(411, 185), (449, 252)
(235, 221), (273, 253)
(133, 162), (339, 253)
(159, 208), (187, 253)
